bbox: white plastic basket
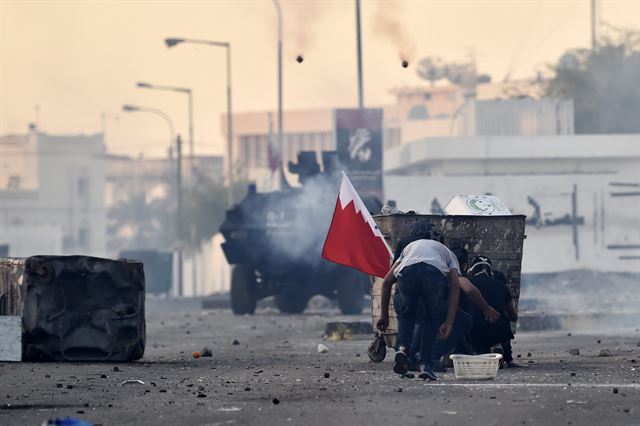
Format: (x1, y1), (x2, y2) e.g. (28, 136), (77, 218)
(449, 353), (503, 380)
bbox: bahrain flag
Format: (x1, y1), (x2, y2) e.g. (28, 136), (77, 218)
(322, 172), (391, 278)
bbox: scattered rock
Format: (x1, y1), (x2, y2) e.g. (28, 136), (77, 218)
(396, 387), (403, 393)
(568, 348), (580, 356)
(244, 387), (251, 391)
(112, 366), (121, 372)
(232, 340), (240, 346)
(197, 393), (206, 398)
(597, 340), (601, 344)
(120, 380), (144, 385)
(200, 347), (213, 357)
(66, 385), (73, 389)
(324, 321), (371, 341)
(324, 373), (330, 378)
(317, 344), (329, 354)
(527, 353), (532, 357)
(401, 373), (415, 379)
(598, 349), (612, 357)
(56, 384), (63, 388)
(570, 372), (576, 377)
(272, 398), (280, 405)
(613, 387), (619, 394)
(567, 333), (572, 337)
(100, 374), (108, 379)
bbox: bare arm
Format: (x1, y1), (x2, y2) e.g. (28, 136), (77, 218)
(437, 269), (461, 339)
(459, 277), (500, 322)
(376, 261), (399, 331)
(505, 302), (518, 322)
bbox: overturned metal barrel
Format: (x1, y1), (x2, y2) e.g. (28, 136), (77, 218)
(0, 256), (146, 362)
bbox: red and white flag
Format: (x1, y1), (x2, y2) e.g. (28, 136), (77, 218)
(322, 172), (391, 278)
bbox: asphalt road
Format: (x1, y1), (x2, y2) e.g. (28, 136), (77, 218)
(1, 297), (639, 426)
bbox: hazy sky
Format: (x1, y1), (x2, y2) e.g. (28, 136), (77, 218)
(1, 0), (638, 157)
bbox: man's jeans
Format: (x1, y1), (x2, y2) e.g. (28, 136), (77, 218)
(411, 304), (473, 364)
(393, 263), (447, 365)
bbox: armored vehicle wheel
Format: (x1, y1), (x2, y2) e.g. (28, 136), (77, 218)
(274, 287), (310, 314)
(368, 335), (387, 362)
(230, 266), (257, 315)
(337, 277), (365, 315)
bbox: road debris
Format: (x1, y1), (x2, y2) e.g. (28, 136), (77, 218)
(598, 349), (612, 357)
(324, 322), (371, 341)
(120, 380), (144, 385)
(569, 348), (580, 356)
(200, 347), (213, 357)
(317, 344), (329, 353)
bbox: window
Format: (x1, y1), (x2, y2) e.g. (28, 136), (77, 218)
(77, 177), (89, 197)
(407, 105), (429, 120)
(78, 228), (90, 249)
(7, 175), (20, 190)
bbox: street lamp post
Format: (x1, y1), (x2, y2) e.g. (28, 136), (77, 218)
(272, 0), (284, 173)
(165, 37), (234, 205)
(355, 0), (364, 109)
(122, 104), (184, 297)
(136, 82), (194, 175)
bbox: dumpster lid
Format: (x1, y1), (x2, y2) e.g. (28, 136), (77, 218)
(443, 195), (512, 216)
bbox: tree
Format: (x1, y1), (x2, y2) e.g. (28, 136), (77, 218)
(545, 29), (640, 134)
(182, 175), (248, 248)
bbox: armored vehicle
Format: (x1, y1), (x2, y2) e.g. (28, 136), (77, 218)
(220, 151), (377, 315)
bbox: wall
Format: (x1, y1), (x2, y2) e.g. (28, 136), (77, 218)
(385, 173), (640, 274)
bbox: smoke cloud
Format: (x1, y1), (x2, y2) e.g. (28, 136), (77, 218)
(284, 2), (327, 57)
(372, 2), (416, 62)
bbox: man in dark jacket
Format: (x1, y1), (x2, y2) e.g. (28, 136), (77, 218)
(466, 256), (518, 366)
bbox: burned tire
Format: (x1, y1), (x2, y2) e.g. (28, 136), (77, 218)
(274, 287), (310, 314)
(337, 275), (365, 315)
(368, 336), (387, 362)
(230, 266), (257, 315)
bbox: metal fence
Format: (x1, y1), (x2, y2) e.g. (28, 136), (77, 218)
(474, 98), (574, 136)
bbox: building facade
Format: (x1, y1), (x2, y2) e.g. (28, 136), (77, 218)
(222, 81), (569, 191)
(0, 130), (107, 257)
(383, 134), (640, 274)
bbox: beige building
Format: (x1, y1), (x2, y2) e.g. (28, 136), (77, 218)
(0, 129), (107, 257)
(222, 80), (566, 190)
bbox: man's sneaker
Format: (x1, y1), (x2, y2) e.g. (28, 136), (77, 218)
(418, 364), (437, 381)
(393, 350), (409, 375)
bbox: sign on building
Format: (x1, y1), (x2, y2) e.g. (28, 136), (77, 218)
(334, 108), (384, 205)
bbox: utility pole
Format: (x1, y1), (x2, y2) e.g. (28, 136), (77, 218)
(273, 0), (284, 174)
(176, 134), (184, 297)
(355, 0), (364, 109)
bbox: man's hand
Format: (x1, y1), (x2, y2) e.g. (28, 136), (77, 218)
(437, 322), (453, 340)
(376, 315), (389, 332)
(483, 306), (500, 323)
